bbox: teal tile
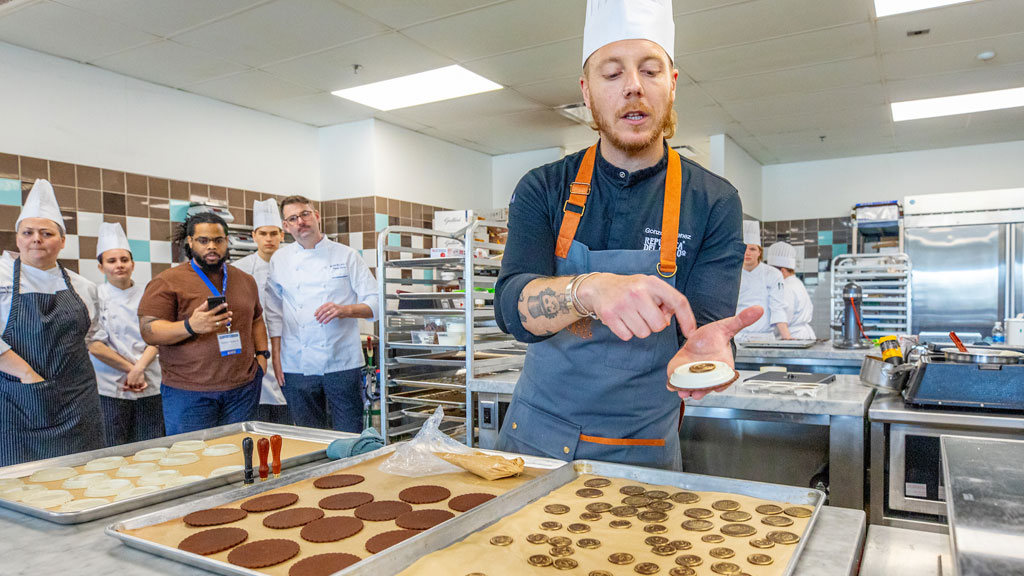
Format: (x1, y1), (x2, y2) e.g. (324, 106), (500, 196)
(375, 213), (389, 231)
(128, 239), (151, 262)
(170, 199), (190, 222)
(817, 231), (833, 245)
(0, 178), (21, 206)
(833, 243), (848, 256)
(388, 233), (400, 246)
(424, 270), (433, 281)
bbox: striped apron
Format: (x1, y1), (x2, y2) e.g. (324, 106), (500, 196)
(0, 259), (105, 466)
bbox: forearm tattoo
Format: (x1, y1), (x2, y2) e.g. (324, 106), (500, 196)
(526, 287), (570, 320)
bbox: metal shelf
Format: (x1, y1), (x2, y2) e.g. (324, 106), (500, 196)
(832, 253), (912, 340)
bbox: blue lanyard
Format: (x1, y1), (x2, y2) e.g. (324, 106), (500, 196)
(190, 259), (227, 297)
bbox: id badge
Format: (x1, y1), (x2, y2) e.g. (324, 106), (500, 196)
(218, 332), (243, 357)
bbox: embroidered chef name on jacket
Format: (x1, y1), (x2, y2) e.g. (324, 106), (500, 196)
(642, 227), (692, 257)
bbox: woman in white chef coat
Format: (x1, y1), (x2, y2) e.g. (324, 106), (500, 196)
(765, 242), (816, 340)
(88, 223), (164, 446)
(735, 221), (791, 341)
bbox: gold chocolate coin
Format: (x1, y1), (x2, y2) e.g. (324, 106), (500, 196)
(720, 511), (751, 522)
(681, 519), (714, 532)
(702, 534), (725, 544)
(670, 540), (692, 551)
(620, 485), (647, 496)
(609, 552), (636, 565)
(638, 510), (669, 523)
(635, 562), (661, 574)
(489, 535), (513, 546)
(644, 524), (668, 534)
(545, 504), (571, 515)
(755, 504), (783, 515)
(749, 537), (775, 549)
(548, 536), (572, 547)
(529, 555), (553, 567)
(748, 553), (773, 566)
(689, 362), (716, 373)
(550, 546), (574, 557)
(580, 512), (602, 522)
(709, 547), (735, 559)
(675, 554), (703, 567)
(577, 488), (604, 499)
(645, 536), (670, 546)
(670, 568), (696, 576)
(586, 502), (614, 513)
(623, 495), (653, 507)
(683, 508), (713, 519)
(710, 561), (741, 575)
(670, 492), (700, 504)
(766, 530), (800, 545)
(711, 500), (741, 511)
(553, 558), (578, 571)
(652, 545), (677, 556)
(610, 519), (632, 529)
(567, 523), (590, 534)
(610, 505), (638, 517)
(648, 500), (675, 512)
(645, 490), (670, 500)
(540, 521), (563, 531)
(577, 538), (601, 549)
(784, 506), (812, 518)
(590, 572), (614, 576)
(526, 533), (549, 544)
(585, 478), (612, 488)
(762, 515), (794, 527)
(720, 523), (757, 537)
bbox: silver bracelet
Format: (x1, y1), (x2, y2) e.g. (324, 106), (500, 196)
(570, 272), (600, 319)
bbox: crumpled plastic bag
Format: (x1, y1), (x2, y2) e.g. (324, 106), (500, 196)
(378, 406), (473, 477)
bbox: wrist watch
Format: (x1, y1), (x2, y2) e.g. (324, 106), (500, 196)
(255, 350), (270, 359)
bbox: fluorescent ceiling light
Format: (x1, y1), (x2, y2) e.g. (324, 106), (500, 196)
(332, 65), (502, 111)
(891, 87), (1024, 121)
(874, 0), (972, 18)
(556, 103), (593, 126)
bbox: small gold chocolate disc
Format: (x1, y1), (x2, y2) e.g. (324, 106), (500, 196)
(645, 536), (670, 546)
(648, 500), (675, 512)
(609, 552), (636, 565)
(652, 545), (677, 556)
(709, 547), (735, 559)
(610, 519), (632, 529)
(761, 515), (794, 527)
(683, 508), (713, 519)
(540, 521), (562, 531)
(526, 533), (548, 545)
(610, 505), (638, 517)
(644, 524), (668, 534)
(755, 504), (783, 515)
(720, 523), (757, 537)
(645, 490), (670, 500)
(580, 512), (602, 522)
(711, 500), (741, 511)
(669, 540), (692, 551)
(701, 534), (725, 544)
(766, 530), (801, 545)
(567, 523), (590, 534)
(620, 485), (647, 496)
(749, 537), (775, 549)
(584, 478), (612, 488)
(689, 362), (716, 373)
(748, 553), (773, 566)
(545, 504), (571, 515)
(634, 562), (661, 574)
(590, 572), (614, 576)
(720, 511), (751, 522)
(623, 495), (653, 507)
(675, 555), (703, 567)
(553, 558), (578, 571)
(528, 555), (553, 567)
(638, 510), (669, 523)
(489, 535), (513, 546)
(670, 492), (701, 504)
(710, 561), (741, 575)
(681, 519), (714, 532)
(577, 538), (601, 549)
(549, 546), (574, 557)
(548, 536), (572, 547)
(577, 488), (604, 499)
(586, 502), (614, 513)
(670, 568), (696, 576)
(784, 506), (812, 518)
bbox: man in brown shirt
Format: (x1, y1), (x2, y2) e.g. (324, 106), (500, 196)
(139, 212), (268, 435)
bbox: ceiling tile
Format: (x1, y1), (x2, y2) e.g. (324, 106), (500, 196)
(463, 36), (582, 87)
(876, 0), (1024, 53)
(882, 32), (1024, 81)
(673, 82), (719, 111)
(886, 62), (1024, 101)
(700, 57), (881, 103)
(416, 128), (505, 155)
(171, 0), (389, 68)
(0, 1), (158, 62)
(722, 83), (886, 123)
(432, 109), (591, 154)
(92, 40), (248, 88)
(54, 0), (262, 36)
(740, 105), (891, 135)
(187, 70), (319, 110)
(258, 92), (375, 126)
(386, 90), (545, 129)
(511, 77), (585, 108)
(338, 0), (504, 30)
(676, 105), (739, 136)
(674, 0), (763, 15)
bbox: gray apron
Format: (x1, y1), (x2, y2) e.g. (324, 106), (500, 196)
(0, 259), (104, 466)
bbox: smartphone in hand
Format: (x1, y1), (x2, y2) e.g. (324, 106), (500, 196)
(207, 296), (227, 311)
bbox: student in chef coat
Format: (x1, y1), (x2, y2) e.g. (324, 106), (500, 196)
(233, 199), (292, 425)
(735, 221), (791, 341)
(0, 179), (105, 465)
(765, 242), (816, 340)
(264, 195), (379, 433)
(87, 223), (164, 447)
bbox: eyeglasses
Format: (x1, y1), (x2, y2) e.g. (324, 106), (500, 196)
(284, 210), (316, 225)
(193, 236), (228, 246)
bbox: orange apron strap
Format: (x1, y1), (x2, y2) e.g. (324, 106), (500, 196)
(658, 150), (682, 278)
(579, 433), (666, 447)
(555, 144), (598, 259)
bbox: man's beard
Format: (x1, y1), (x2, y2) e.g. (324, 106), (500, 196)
(195, 253), (227, 274)
(591, 101), (671, 154)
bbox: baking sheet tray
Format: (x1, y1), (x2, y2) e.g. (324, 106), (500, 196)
(0, 421), (352, 524)
(106, 446), (566, 576)
(343, 460), (825, 576)
(389, 388), (467, 407)
(739, 340), (817, 349)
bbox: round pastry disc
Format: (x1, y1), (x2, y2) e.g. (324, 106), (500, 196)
(116, 463), (159, 478)
(138, 470), (182, 486)
(288, 553), (361, 576)
(21, 489), (74, 509)
(132, 447), (169, 462)
(28, 467), (78, 483)
(312, 474), (365, 489)
(184, 508), (249, 527)
(158, 453), (201, 467)
(364, 529), (419, 554)
(84, 456), (128, 472)
(300, 516), (364, 543)
(84, 479), (135, 498)
(669, 361), (739, 391)
(0, 477), (24, 490)
(448, 493), (496, 512)
(62, 472), (110, 490)
(0, 483), (45, 502)
(395, 509), (455, 530)
(354, 500), (413, 522)
(318, 491), (374, 510)
(165, 475), (206, 488)
(263, 507), (325, 529)
(178, 527), (249, 556)
(227, 539), (300, 569)
(398, 485), (451, 504)
(241, 492), (299, 513)
(114, 485), (162, 501)
(201, 443), (240, 457)
(59, 498), (110, 512)
(169, 440), (208, 453)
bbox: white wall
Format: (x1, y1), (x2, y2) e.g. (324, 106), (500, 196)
(710, 134), (763, 219)
(762, 139), (1024, 221)
(491, 147), (564, 210)
(0, 42), (319, 197)
(319, 119), (375, 200)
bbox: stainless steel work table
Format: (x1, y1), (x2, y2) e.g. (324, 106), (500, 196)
(735, 341), (873, 375)
(1, 479), (867, 576)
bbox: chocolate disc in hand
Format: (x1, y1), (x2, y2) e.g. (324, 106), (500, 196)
(313, 474), (365, 489)
(354, 500), (413, 521)
(396, 509), (455, 530)
(448, 493), (495, 512)
(183, 508), (248, 527)
(319, 491), (374, 510)
(178, 527), (248, 555)
(241, 492), (299, 513)
(227, 538), (300, 568)
(300, 516), (364, 543)
(398, 485), (451, 504)
(364, 529), (419, 553)
(289, 553), (361, 576)
(263, 507), (324, 529)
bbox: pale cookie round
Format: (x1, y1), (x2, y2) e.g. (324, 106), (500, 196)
(59, 498), (110, 512)
(210, 465), (244, 477)
(114, 485), (161, 501)
(0, 483), (45, 502)
(85, 479), (135, 498)
(116, 463), (160, 478)
(669, 361), (738, 391)
(21, 489), (74, 509)
(0, 477), (24, 490)
(139, 470), (183, 487)
(202, 444), (240, 457)
(84, 456), (129, 472)
(169, 440), (208, 453)
(62, 472), (110, 490)
(28, 467), (78, 483)
(132, 447), (169, 462)
(164, 475), (206, 488)
(159, 453), (201, 467)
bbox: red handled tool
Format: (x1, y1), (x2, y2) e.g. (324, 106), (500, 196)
(257, 437), (270, 482)
(270, 434), (283, 478)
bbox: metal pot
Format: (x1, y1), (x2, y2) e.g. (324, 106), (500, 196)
(859, 355), (912, 393)
(940, 347), (1023, 365)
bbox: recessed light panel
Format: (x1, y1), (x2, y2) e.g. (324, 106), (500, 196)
(892, 87), (1024, 121)
(332, 65), (502, 111)
(875, 0), (972, 18)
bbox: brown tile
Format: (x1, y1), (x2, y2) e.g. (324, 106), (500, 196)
(49, 161), (76, 186)
(149, 201), (170, 220)
(148, 177), (169, 198)
(60, 210), (77, 235)
(209, 186), (227, 202)
(126, 195), (148, 218)
(103, 214), (127, 228)
(400, 216), (411, 227)
(336, 199), (349, 216)
(335, 233), (347, 246)
(21, 180), (31, 203)
(53, 185), (76, 210)
(422, 236), (432, 250)
(126, 173), (147, 196)
(152, 262), (172, 276)
(324, 218), (338, 234)
(58, 259), (78, 274)
(20, 156), (48, 181)
(149, 219), (171, 242)
(77, 165), (101, 190)
(228, 188), (245, 208)
(337, 216), (349, 234)
(244, 190), (262, 206)
(78, 188), (103, 212)
(243, 209), (252, 226)
(0, 205), (19, 231)
(79, 236), (97, 259)
(0, 231), (14, 251)
(389, 215), (398, 227)
(169, 180), (189, 200)
(101, 169), (125, 192)
(229, 207), (244, 224)
(363, 214), (376, 232)
(374, 196), (387, 213)
(363, 231), (375, 248)
(400, 234), (411, 248)
(189, 183), (209, 203)
(323, 200), (337, 218)
(103, 192), (126, 215)
(360, 197), (373, 213)
(0, 153), (18, 179)
(401, 201), (412, 220)
(387, 197), (399, 217)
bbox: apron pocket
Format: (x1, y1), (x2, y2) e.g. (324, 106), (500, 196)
(501, 400), (580, 460)
(601, 331), (658, 372)
(0, 377), (63, 431)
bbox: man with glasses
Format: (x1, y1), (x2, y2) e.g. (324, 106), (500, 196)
(264, 196), (378, 432)
(139, 212), (268, 434)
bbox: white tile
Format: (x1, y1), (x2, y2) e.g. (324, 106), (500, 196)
(78, 260), (106, 285)
(362, 249), (377, 268)
(61, 235), (80, 260)
(126, 216), (150, 240)
(150, 241), (173, 264)
(131, 262), (152, 285)
(77, 212), (104, 237)
(348, 233), (363, 251)
(411, 236), (423, 250)
(385, 267), (401, 280)
(413, 268), (425, 280)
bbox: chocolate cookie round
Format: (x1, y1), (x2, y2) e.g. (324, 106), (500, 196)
(289, 553), (361, 576)
(241, 492), (299, 513)
(354, 500), (413, 521)
(183, 508), (248, 527)
(227, 538), (300, 568)
(319, 491), (374, 510)
(300, 515), (364, 543)
(448, 493), (496, 512)
(263, 507), (325, 529)
(364, 529), (419, 553)
(178, 527), (248, 556)
(396, 509), (455, 530)
(313, 474), (365, 489)
(398, 485), (451, 504)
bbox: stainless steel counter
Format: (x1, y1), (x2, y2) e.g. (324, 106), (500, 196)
(860, 524), (953, 576)
(735, 341), (873, 374)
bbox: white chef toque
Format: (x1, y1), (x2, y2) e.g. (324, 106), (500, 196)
(582, 0), (675, 67)
(766, 242), (797, 269)
(96, 222), (132, 258)
(742, 221), (761, 246)
(252, 198), (283, 230)
(16, 179), (65, 233)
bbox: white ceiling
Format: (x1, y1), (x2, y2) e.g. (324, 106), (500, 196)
(0, 0), (1021, 166)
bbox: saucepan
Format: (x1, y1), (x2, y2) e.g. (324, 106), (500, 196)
(940, 347), (1024, 364)
(859, 355), (914, 393)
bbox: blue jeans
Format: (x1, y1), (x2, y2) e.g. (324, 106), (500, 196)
(161, 369), (262, 436)
(282, 368), (363, 433)
(99, 394), (165, 447)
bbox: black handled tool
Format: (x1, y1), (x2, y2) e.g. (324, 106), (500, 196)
(242, 437), (254, 485)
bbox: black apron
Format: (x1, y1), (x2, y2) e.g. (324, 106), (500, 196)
(0, 259), (104, 466)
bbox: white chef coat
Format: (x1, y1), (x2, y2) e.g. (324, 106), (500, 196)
(781, 274), (816, 340)
(264, 236), (379, 376)
(233, 252), (285, 405)
(89, 282), (161, 399)
(735, 263), (788, 340)
(0, 257), (102, 356)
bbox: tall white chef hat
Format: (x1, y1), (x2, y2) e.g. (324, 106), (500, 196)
(582, 0), (675, 67)
(16, 179), (65, 233)
(96, 222), (131, 258)
(766, 242), (796, 270)
(743, 220), (761, 246)
(252, 198), (283, 230)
